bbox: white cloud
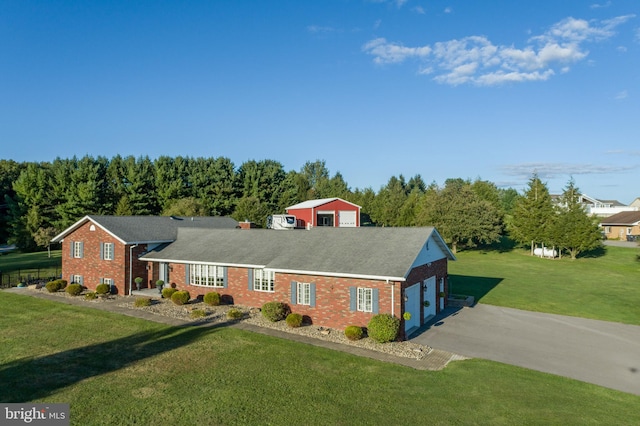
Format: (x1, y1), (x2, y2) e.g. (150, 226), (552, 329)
(362, 38), (431, 64)
(590, 2), (611, 9)
(362, 14), (635, 86)
(443, 7), (453, 14)
(615, 90), (629, 100)
(413, 6), (425, 15)
(307, 25), (339, 34)
(501, 162), (638, 180)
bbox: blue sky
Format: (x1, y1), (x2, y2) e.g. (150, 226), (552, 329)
(2, 1), (639, 203)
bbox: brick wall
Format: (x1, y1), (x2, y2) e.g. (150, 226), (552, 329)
(159, 258), (448, 336)
(62, 220), (148, 295)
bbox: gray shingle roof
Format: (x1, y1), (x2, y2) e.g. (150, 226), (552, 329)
(52, 215), (239, 244)
(141, 227), (454, 280)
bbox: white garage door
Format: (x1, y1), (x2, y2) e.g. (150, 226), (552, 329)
(338, 210), (357, 227)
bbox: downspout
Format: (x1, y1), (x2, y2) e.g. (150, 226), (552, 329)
(388, 279), (394, 317)
(129, 244), (138, 296)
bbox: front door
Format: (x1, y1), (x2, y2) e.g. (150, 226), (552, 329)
(423, 276), (436, 319)
(159, 263), (170, 285)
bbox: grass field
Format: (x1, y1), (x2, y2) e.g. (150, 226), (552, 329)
(0, 250), (62, 284)
(1, 293), (638, 425)
(449, 245), (640, 325)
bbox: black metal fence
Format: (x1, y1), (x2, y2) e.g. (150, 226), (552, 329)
(0, 268), (62, 289)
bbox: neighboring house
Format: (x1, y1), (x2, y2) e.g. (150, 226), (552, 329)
(599, 211), (640, 241)
(140, 226), (455, 339)
(285, 198), (361, 228)
(552, 193), (638, 217)
(51, 215), (239, 295)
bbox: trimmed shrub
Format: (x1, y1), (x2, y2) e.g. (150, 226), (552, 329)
(190, 309), (207, 319)
(203, 291), (221, 306)
(227, 308), (243, 320)
(57, 280), (68, 289)
(162, 287), (177, 300)
(84, 292), (97, 300)
(96, 283), (110, 295)
(45, 281), (61, 293)
(171, 290), (191, 305)
(65, 283), (83, 296)
(261, 301), (288, 322)
(285, 313), (303, 328)
(367, 314), (400, 343)
(134, 297), (152, 307)
(344, 325), (364, 341)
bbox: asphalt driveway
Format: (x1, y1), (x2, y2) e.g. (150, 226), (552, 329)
(411, 304), (640, 396)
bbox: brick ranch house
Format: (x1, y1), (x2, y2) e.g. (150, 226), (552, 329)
(141, 226), (455, 338)
(51, 215), (239, 295)
(53, 216), (455, 339)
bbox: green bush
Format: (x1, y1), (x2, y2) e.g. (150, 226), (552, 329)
(344, 325), (364, 341)
(285, 313), (303, 328)
(261, 301), (288, 322)
(84, 292), (97, 300)
(96, 283), (110, 295)
(57, 280), (68, 289)
(162, 287), (177, 300)
(45, 281), (61, 293)
(171, 290), (191, 305)
(203, 291), (221, 306)
(227, 308), (243, 320)
(65, 283), (83, 296)
(367, 314), (400, 343)
(190, 309), (207, 319)
(134, 297), (152, 307)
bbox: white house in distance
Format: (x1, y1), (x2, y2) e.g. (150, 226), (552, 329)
(552, 193), (638, 217)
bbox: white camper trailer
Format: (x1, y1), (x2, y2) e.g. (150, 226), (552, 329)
(267, 214), (297, 230)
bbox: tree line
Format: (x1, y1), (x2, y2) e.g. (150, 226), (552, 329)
(0, 156), (601, 257)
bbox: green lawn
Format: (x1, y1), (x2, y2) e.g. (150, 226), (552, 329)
(0, 293), (638, 425)
(449, 245), (640, 325)
(0, 250), (62, 284)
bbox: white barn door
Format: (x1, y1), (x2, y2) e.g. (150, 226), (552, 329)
(338, 210), (357, 227)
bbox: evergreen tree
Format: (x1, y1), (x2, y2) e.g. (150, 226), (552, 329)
(509, 174), (555, 254)
(188, 157), (236, 215)
(370, 175), (407, 226)
(417, 180), (501, 253)
(232, 196), (270, 226)
(124, 156), (159, 215)
(155, 156), (191, 211)
(0, 160), (24, 243)
(552, 179), (603, 259)
(162, 197), (208, 217)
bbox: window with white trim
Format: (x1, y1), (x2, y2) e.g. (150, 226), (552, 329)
(73, 242), (83, 258)
(627, 227), (633, 235)
(190, 264), (225, 287)
(297, 282), (311, 305)
(253, 269), (274, 292)
(72, 275), (83, 285)
(103, 243), (114, 260)
(103, 278), (114, 287)
(357, 287), (373, 312)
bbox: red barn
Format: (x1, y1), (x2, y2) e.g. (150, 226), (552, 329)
(285, 198), (361, 228)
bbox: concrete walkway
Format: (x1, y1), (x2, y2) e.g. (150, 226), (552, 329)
(2, 288), (463, 371)
(411, 304), (640, 396)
